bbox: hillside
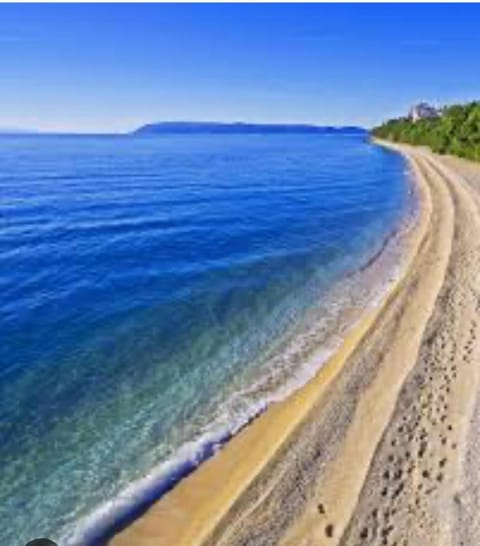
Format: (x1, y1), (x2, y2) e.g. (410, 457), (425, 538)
(372, 101), (480, 161)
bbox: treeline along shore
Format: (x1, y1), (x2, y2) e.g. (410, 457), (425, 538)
(372, 101), (480, 161)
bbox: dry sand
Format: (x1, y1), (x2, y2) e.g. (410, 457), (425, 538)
(111, 144), (480, 546)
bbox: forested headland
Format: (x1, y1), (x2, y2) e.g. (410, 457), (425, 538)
(372, 102), (480, 161)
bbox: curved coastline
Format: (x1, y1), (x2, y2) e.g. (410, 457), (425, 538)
(196, 144), (480, 546)
(109, 142), (430, 546)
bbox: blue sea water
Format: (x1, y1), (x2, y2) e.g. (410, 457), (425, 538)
(0, 133), (413, 545)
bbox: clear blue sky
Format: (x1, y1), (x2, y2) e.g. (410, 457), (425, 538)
(1, 4), (479, 133)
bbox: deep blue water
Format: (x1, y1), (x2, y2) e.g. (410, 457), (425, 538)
(0, 133), (412, 545)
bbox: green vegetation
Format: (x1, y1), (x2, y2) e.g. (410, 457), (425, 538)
(372, 102), (480, 161)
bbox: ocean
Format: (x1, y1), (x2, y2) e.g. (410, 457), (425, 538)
(0, 133), (414, 545)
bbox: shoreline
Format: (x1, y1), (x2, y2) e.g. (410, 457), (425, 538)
(206, 144), (480, 545)
(110, 142), (430, 546)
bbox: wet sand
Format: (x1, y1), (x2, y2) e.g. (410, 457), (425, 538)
(111, 144), (480, 546)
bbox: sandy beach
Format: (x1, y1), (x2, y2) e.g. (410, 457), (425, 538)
(111, 143), (480, 546)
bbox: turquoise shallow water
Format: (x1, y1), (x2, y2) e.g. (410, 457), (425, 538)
(0, 133), (413, 545)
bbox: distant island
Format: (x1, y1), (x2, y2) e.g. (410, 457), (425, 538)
(372, 101), (480, 161)
(132, 121), (366, 136)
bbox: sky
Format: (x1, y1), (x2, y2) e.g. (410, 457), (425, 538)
(0, 3), (479, 133)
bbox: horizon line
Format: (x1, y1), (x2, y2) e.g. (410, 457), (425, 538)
(0, 120), (369, 136)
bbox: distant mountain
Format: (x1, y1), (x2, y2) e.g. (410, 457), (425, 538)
(132, 122), (366, 136)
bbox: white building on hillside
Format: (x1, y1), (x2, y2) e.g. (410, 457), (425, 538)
(409, 103), (439, 122)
